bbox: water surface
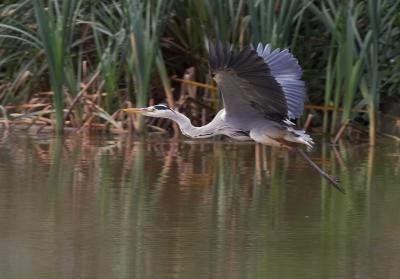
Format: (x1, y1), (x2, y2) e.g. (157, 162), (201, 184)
(0, 131), (399, 279)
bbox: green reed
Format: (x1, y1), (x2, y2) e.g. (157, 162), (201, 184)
(0, 0), (399, 138)
(32, 0), (82, 133)
(364, 0), (398, 144)
(247, 0), (308, 48)
(205, 0), (246, 42)
(0, 1), (42, 105)
(90, 1), (128, 113)
(312, 2), (368, 134)
(310, 0), (398, 143)
(123, 0), (172, 131)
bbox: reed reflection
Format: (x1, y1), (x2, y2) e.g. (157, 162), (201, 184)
(0, 133), (399, 279)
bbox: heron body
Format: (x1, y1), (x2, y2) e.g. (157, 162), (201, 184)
(124, 40), (343, 192)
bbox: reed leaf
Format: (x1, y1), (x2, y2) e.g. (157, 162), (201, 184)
(1, 0), (399, 136)
(310, 1), (369, 134)
(205, 0), (245, 42)
(32, 0), (82, 133)
(248, 0), (306, 48)
(90, 1), (129, 113)
(123, 0), (173, 131)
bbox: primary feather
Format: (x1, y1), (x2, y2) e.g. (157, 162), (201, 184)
(208, 41), (288, 127)
(255, 43), (305, 119)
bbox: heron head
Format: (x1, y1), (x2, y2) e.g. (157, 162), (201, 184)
(123, 104), (175, 118)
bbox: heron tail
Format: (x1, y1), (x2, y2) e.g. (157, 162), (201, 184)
(285, 127), (314, 149)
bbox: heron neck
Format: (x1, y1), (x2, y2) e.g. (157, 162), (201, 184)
(169, 111), (218, 138)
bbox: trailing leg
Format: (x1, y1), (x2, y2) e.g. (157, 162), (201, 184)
(295, 147), (344, 193)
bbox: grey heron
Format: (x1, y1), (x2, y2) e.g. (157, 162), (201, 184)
(124, 41), (343, 192)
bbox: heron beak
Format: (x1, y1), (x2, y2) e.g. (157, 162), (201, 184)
(122, 108), (147, 114)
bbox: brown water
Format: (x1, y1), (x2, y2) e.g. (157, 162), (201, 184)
(0, 131), (399, 279)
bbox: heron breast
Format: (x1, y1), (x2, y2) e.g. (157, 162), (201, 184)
(249, 128), (283, 147)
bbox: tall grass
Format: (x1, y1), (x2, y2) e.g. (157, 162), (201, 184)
(0, 1), (42, 105)
(32, 0), (82, 133)
(0, 0), (399, 138)
(123, 0), (172, 131)
(247, 0), (308, 48)
(364, 0), (398, 144)
(310, 1), (370, 134)
(205, 0), (246, 43)
(91, 1), (128, 113)
(309, 0), (399, 144)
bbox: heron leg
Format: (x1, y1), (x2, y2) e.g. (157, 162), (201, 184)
(295, 147), (345, 193)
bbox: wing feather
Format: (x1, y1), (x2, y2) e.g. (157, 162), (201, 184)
(208, 41), (288, 126)
(256, 43), (305, 119)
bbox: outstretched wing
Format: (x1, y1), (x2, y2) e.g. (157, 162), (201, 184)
(208, 40), (288, 127)
(255, 43), (305, 119)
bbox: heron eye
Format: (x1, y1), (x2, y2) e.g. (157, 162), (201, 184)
(154, 105), (169, 110)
